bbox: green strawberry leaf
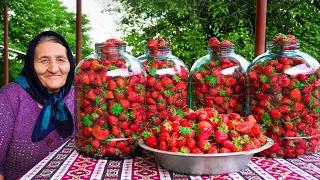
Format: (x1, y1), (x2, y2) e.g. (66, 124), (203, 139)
(180, 127), (191, 134)
(200, 78), (205, 84)
(101, 104), (107, 111)
(135, 83), (142, 89)
(109, 65), (117, 70)
(260, 75), (270, 83)
(131, 133), (138, 140)
(91, 113), (99, 119)
(167, 84), (174, 88)
(141, 131), (153, 138)
(96, 96), (102, 105)
(115, 88), (125, 93)
(164, 90), (175, 96)
(172, 108), (185, 117)
(314, 106), (320, 113)
(263, 113), (271, 127)
(200, 66), (208, 73)
(205, 75), (217, 85)
(85, 145), (92, 153)
(309, 97), (316, 108)
(218, 124), (229, 133)
(307, 74), (315, 83)
(219, 89), (226, 96)
(149, 68), (157, 76)
(125, 112), (134, 120)
(111, 103), (123, 115)
(173, 75), (181, 82)
(83, 115), (93, 126)
(293, 81), (305, 89)
(233, 137), (244, 149)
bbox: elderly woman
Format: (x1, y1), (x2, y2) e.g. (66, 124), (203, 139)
(0, 31), (75, 180)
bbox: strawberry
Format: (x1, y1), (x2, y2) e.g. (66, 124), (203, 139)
(191, 147), (204, 154)
(142, 131), (158, 148)
(80, 59), (91, 70)
(197, 140), (211, 152)
(214, 124), (229, 144)
(116, 77), (126, 89)
(107, 80), (117, 90)
(91, 139), (100, 149)
(119, 99), (130, 110)
(270, 109), (282, 119)
(208, 37), (220, 46)
(289, 88), (301, 100)
(186, 139), (196, 149)
(225, 77), (237, 86)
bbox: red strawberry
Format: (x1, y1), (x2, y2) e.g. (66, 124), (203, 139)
(225, 77), (237, 86)
(80, 59), (91, 70)
(80, 74), (91, 85)
(208, 37), (220, 46)
(270, 109), (282, 119)
(107, 80), (117, 90)
(220, 40), (233, 46)
(91, 139), (100, 149)
(214, 128), (228, 144)
(186, 139), (196, 149)
(191, 147), (204, 154)
(289, 88), (301, 100)
(207, 144), (218, 154)
(197, 121), (213, 134)
(197, 140), (211, 152)
(111, 126), (121, 137)
(116, 77), (125, 89)
(213, 97), (224, 105)
(119, 99), (130, 110)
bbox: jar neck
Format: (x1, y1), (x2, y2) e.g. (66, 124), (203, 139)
(145, 46), (172, 57)
(95, 42), (126, 54)
(208, 45), (235, 56)
(267, 41), (300, 53)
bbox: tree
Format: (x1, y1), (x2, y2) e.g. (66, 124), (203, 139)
(0, 0), (94, 87)
(102, 0), (320, 68)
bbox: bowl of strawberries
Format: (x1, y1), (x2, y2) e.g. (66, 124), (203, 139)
(139, 108), (274, 175)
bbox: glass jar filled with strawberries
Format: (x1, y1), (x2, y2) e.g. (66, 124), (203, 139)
(247, 33), (320, 157)
(137, 38), (189, 127)
(189, 38), (249, 116)
(74, 39), (147, 159)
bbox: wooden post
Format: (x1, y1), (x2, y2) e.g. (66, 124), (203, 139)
(4, 5), (9, 85)
(76, 0), (82, 65)
(254, 0), (267, 57)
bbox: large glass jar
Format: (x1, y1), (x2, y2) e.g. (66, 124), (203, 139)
(247, 33), (320, 157)
(137, 39), (189, 126)
(74, 39), (147, 159)
(189, 38), (249, 116)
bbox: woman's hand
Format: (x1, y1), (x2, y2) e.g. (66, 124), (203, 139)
(0, 174), (4, 180)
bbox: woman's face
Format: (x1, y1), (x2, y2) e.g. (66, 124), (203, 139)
(34, 41), (70, 94)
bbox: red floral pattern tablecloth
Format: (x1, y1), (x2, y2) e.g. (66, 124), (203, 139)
(20, 139), (320, 180)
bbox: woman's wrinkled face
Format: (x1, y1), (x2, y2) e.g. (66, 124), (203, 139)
(34, 41), (70, 94)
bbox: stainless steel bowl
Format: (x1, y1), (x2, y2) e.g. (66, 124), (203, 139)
(139, 138), (274, 175)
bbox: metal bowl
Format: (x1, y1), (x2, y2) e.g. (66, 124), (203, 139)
(139, 138), (274, 175)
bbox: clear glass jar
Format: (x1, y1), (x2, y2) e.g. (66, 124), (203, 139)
(189, 39), (249, 116)
(137, 39), (189, 126)
(247, 34), (320, 157)
(74, 39), (147, 159)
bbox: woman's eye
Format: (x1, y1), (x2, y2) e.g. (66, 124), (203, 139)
(40, 59), (49, 63)
(58, 58), (67, 62)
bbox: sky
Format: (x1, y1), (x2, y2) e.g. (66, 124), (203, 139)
(61, 0), (122, 47)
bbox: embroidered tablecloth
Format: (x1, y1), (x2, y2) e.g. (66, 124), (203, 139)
(20, 139), (320, 180)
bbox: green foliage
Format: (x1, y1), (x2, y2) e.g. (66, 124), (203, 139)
(0, 0), (94, 87)
(102, 0), (320, 68)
